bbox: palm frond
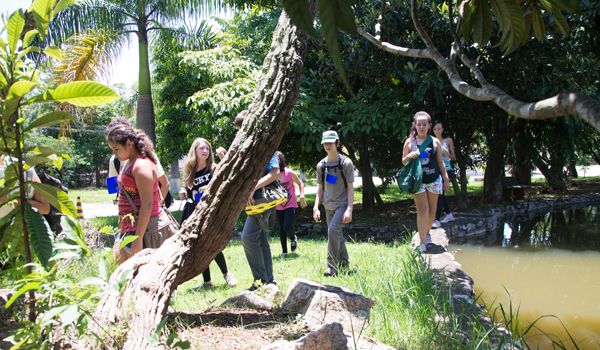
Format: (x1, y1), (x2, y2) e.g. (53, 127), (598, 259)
(53, 29), (125, 84)
(48, 0), (131, 46)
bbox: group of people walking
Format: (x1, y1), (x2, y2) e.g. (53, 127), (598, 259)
(105, 109), (455, 290)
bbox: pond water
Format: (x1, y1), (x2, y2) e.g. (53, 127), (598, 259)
(450, 206), (600, 349)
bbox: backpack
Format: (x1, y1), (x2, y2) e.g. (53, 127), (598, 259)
(319, 155), (348, 189)
(37, 171), (68, 234)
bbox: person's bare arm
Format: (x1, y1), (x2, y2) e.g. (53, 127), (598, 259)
(29, 172), (50, 215)
(435, 139), (450, 191)
(158, 174), (169, 200)
(132, 159), (156, 254)
(447, 138), (457, 161)
(402, 139), (418, 165)
(313, 183), (323, 222)
(342, 183), (354, 224)
(291, 170), (306, 208)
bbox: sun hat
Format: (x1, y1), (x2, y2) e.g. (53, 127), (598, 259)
(321, 130), (339, 144)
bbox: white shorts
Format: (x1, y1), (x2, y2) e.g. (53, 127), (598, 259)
(415, 175), (443, 195)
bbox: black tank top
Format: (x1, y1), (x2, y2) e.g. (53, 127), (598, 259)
(411, 137), (440, 184)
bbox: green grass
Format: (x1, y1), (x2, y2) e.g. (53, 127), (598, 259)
(69, 188), (114, 204)
(171, 236), (507, 349)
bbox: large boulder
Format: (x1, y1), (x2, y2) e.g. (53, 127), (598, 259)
(220, 290), (274, 311)
(281, 279), (372, 317)
(261, 322), (348, 350)
(304, 290), (371, 332)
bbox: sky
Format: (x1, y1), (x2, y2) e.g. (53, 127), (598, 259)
(1, 1), (138, 87)
(0, 1), (230, 89)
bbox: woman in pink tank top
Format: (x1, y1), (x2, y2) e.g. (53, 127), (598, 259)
(274, 151), (307, 256)
(106, 118), (160, 264)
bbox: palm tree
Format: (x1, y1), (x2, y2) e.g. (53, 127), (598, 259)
(49, 0), (230, 143)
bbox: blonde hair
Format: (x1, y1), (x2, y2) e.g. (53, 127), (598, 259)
(183, 138), (215, 188)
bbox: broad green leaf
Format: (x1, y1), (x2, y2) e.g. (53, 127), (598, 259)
(24, 111), (73, 132)
(54, 0), (79, 13)
(61, 216), (90, 256)
(553, 9), (569, 36)
(5, 81), (37, 117)
(491, 0), (526, 54)
(459, 0), (476, 40)
(41, 305), (69, 325)
(119, 235), (138, 249)
(29, 0), (54, 37)
(60, 304), (80, 326)
(472, 0), (492, 46)
(98, 256), (111, 281)
(6, 281), (42, 308)
(7, 10), (25, 54)
(50, 251), (80, 261)
(99, 225), (116, 235)
(552, 0), (578, 12)
(8, 81), (37, 99)
(23, 30), (40, 47)
(25, 155), (56, 169)
(44, 47), (62, 61)
(531, 8), (546, 42)
(0, 71), (8, 88)
(318, 0), (354, 96)
(24, 203), (54, 269)
(27, 81), (119, 107)
(52, 157), (64, 170)
(282, 0), (316, 36)
(30, 182), (78, 218)
(334, 0), (357, 35)
(113, 268), (133, 293)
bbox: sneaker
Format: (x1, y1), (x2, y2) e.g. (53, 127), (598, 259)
(192, 281), (213, 291)
(280, 252), (288, 258)
(432, 220), (441, 228)
(426, 233), (433, 244)
(224, 273), (237, 286)
(290, 236), (298, 252)
(419, 243), (427, 253)
(444, 213), (456, 222)
(323, 267), (338, 277)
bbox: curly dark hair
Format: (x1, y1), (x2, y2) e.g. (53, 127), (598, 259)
(105, 118), (157, 163)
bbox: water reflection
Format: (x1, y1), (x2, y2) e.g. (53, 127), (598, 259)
(468, 206), (600, 251)
(451, 206), (600, 349)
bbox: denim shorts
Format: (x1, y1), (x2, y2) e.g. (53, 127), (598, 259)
(416, 175), (443, 195)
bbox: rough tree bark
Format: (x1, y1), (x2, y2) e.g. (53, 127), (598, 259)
(513, 120), (532, 185)
(357, 0), (600, 133)
(483, 113), (508, 203)
(88, 11), (307, 350)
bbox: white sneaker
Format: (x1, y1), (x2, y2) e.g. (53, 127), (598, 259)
(440, 213), (455, 223)
(432, 220), (441, 228)
(426, 233), (433, 244)
(224, 273), (237, 286)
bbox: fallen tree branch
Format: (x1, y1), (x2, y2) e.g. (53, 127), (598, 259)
(87, 9), (308, 350)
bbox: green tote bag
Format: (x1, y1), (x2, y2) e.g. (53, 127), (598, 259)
(395, 136), (432, 193)
(396, 158), (423, 193)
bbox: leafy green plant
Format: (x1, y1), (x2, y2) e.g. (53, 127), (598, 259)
(0, 0), (118, 327)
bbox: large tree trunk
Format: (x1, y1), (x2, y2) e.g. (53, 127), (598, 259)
(355, 135), (377, 212)
(136, 23), (156, 144)
(88, 11), (307, 350)
(483, 113), (508, 203)
(513, 128), (532, 185)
